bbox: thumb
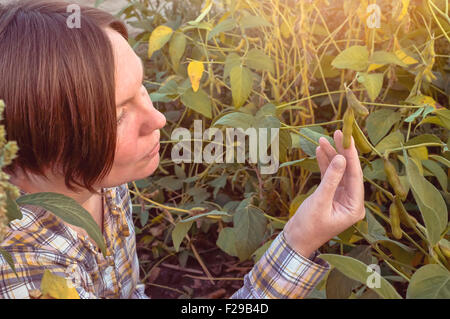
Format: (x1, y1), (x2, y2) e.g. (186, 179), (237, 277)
(317, 154), (346, 200)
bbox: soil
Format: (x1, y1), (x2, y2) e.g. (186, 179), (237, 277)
(136, 224), (255, 299)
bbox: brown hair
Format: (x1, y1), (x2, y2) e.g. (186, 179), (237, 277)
(0, 0), (128, 195)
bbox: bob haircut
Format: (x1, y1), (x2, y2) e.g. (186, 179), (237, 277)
(0, 0), (128, 195)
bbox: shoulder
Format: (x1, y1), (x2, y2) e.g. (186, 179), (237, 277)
(4, 204), (75, 254)
(1, 200), (91, 269)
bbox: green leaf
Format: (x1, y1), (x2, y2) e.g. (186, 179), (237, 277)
(405, 134), (442, 146)
(207, 175), (228, 198)
(172, 220), (194, 252)
(370, 51), (408, 68)
(0, 248), (17, 277)
(429, 155), (450, 168)
(404, 108), (424, 123)
(407, 264), (450, 298)
(331, 46), (370, 71)
(319, 254), (402, 299)
(189, 0), (213, 25)
(241, 15), (271, 29)
(169, 32), (186, 72)
(207, 18), (236, 41)
(245, 49), (274, 74)
(313, 54), (341, 78)
(16, 193), (106, 256)
(6, 192), (22, 222)
(139, 209), (149, 227)
(180, 88), (212, 119)
(406, 158), (448, 245)
(233, 205), (267, 261)
(251, 239), (273, 263)
(180, 210), (230, 223)
(213, 112), (254, 130)
(435, 109), (450, 130)
(296, 127), (335, 157)
(374, 130), (404, 155)
(279, 157), (319, 173)
(155, 176), (183, 191)
(279, 130), (292, 162)
(422, 160), (448, 191)
(186, 187), (210, 204)
(366, 209), (386, 238)
(216, 227), (238, 257)
(326, 245), (372, 299)
(159, 79), (178, 95)
(230, 66), (253, 108)
(367, 109), (402, 145)
(363, 159), (387, 181)
(149, 92), (172, 103)
(358, 73), (383, 102)
(223, 53), (241, 80)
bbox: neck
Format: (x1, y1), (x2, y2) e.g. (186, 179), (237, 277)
(8, 169), (105, 237)
(9, 172), (97, 205)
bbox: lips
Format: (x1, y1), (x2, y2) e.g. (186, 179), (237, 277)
(143, 142), (160, 159)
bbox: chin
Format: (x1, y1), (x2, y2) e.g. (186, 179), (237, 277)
(142, 152), (160, 176)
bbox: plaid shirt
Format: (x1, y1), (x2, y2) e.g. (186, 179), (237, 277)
(0, 183), (329, 299)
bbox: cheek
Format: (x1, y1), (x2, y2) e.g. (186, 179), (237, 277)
(114, 133), (139, 165)
(113, 130), (160, 173)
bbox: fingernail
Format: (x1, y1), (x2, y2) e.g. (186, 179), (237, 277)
(332, 155), (345, 169)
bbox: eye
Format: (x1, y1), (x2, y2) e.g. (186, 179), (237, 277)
(117, 109), (127, 125)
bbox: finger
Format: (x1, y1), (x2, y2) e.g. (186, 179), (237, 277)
(334, 130), (365, 203)
(316, 146), (330, 179)
(318, 136), (337, 162)
(333, 130), (363, 179)
(316, 154), (346, 201)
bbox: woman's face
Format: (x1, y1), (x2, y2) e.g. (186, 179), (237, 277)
(101, 28), (166, 187)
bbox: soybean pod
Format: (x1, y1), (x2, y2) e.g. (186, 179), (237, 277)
(345, 87), (369, 117)
(352, 121), (372, 154)
(394, 195), (418, 229)
(342, 107), (354, 149)
(389, 202), (402, 240)
(383, 158), (408, 201)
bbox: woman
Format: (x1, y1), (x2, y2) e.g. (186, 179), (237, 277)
(0, 0), (365, 299)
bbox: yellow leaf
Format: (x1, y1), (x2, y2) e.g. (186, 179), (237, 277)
(150, 213), (165, 225)
(367, 63), (384, 72)
(188, 61), (204, 92)
(408, 146), (428, 161)
(409, 95), (439, 108)
(395, 49), (418, 65)
(148, 25), (174, 58)
(394, 37), (418, 65)
(40, 270), (80, 299)
(396, 0), (410, 22)
(280, 21), (290, 39)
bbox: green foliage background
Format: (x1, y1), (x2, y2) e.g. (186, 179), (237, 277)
(120, 0), (450, 299)
(1, 0), (449, 298)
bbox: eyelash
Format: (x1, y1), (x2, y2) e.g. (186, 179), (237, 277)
(117, 109), (127, 125)
(116, 84), (145, 124)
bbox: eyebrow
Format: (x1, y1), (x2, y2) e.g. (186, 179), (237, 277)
(117, 58), (145, 107)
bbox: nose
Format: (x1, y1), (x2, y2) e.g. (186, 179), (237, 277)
(139, 96), (166, 137)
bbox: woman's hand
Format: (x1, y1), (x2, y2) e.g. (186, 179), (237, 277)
(283, 129), (365, 258)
